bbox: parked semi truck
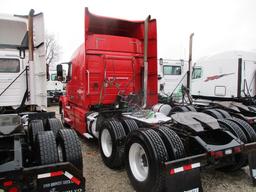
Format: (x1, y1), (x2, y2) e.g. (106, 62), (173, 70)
(158, 58), (188, 102)
(158, 59), (188, 96)
(58, 8), (256, 192)
(0, 10), (85, 191)
(192, 51), (256, 99)
(47, 70), (65, 104)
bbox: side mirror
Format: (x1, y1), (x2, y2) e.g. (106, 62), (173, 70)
(56, 64), (63, 81)
(158, 74), (162, 80)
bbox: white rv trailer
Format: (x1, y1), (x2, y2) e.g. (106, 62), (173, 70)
(158, 59), (188, 100)
(191, 51), (256, 99)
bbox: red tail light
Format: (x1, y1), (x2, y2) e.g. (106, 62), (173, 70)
(233, 146), (241, 153)
(210, 151), (224, 158)
(3, 181), (13, 187)
(8, 187), (18, 192)
(214, 151), (224, 158)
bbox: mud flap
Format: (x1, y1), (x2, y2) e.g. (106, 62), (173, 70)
(24, 162), (85, 192)
(248, 151), (256, 186)
(165, 167), (203, 192)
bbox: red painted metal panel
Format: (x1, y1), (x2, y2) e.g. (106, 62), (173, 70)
(63, 7), (158, 134)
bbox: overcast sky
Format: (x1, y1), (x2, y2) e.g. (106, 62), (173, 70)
(1, 0), (256, 63)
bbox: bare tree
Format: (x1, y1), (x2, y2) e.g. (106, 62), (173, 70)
(45, 33), (60, 67)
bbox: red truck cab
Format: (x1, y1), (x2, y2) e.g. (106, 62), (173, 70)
(59, 8), (157, 135)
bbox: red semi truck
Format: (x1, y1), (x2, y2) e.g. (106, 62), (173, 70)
(59, 7), (157, 136)
(58, 8), (256, 192)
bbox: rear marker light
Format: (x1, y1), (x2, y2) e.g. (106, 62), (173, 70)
(210, 151), (224, 158)
(8, 187), (18, 192)
(3, 181), (13, 187)
(170, 162), (200, 175)
(233, 146), (241, 153)
(214, 151), (224, 158)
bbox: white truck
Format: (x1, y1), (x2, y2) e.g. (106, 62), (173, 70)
(47, 70), (65, 104)
(191, 51), (256, 99)
(0, 10), (85, 191)
(0, 12), (47, 111)
(158, 59), (188, 101)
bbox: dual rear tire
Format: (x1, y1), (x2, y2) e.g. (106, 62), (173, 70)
(125, 128), (185, 192)
(29, 119), (82, 170)
(99, 119), (126, 169)
(98, 118), (185, 192)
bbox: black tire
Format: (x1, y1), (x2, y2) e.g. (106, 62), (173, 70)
(186, 105), (197, 112)
(99, 119), (126, 169)
(248, 106), (256, 112)
(217, 119), (248, 171)
(215, 109), (232, 119)
(35, 131), (59, 165)
(203, 109), (223, 119)
(48, 118), (63, 136)
(121, 119), (139, 135)
(156, 126), (186, 160)
(229, 117), (256, 142)
(29, 120), (44, 144)
(218, 119), (247, 143)
(57, 129), (83, 170)
(125, 128), (168, 192)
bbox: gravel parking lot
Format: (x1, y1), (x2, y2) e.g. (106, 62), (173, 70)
(49, 106), (256, 192)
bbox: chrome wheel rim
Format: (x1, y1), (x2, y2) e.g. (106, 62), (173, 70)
(129, 143), (149, 182)
(101, 129), (112, 157)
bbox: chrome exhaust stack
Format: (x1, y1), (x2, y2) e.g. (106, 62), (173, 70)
(142, 15), (150, 108)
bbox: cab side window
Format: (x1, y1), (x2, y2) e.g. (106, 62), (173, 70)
(163, 65), (181, 75)
(192, 67), (202, 79)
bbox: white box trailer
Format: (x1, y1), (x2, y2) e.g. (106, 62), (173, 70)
(191, 51), (256, 99)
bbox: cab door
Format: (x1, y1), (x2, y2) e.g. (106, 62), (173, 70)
(162, 64), (184, 96)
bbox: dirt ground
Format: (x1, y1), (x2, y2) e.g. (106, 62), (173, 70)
(48, 106), (256, 192)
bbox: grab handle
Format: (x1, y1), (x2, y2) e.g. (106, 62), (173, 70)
(86, 70), (90, 95)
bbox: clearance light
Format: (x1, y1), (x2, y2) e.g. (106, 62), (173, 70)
(233, 146), (241, 153)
